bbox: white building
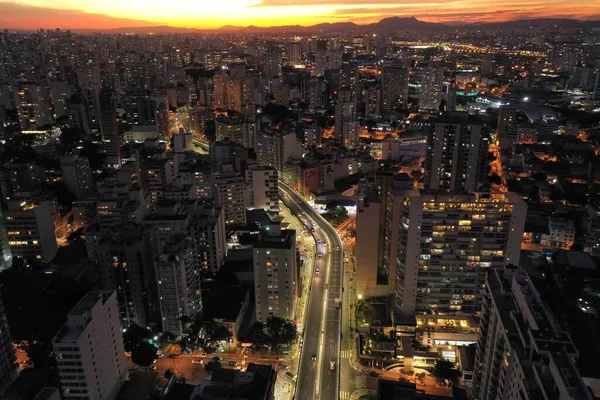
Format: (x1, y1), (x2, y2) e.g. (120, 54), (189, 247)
(3, 199), (58, 262)
(395, 191), (526, 319)
(253, 223), (298, 322)
(157, 239), (201, 335)
(213, 169), (249, 227)
(541, 217), (576, 249)
(53, 291), (127, 400)
(474, 265), (593, 400)
(245, 166), (279, 213)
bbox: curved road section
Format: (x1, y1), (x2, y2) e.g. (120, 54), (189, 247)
(279, 182), (343, 400)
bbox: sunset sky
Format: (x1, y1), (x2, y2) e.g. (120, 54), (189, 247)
(1, 0), (599, 30)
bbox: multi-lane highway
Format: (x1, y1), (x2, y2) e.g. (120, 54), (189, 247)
(279, 182), (343, 400)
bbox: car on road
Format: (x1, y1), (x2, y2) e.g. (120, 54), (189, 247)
(228, 361), (237, 366)
(198, 351), (207, 357)
(192, 359), (203, 365)
(315, 268), (320, 275)
(330, 361), (336, 371)
(336, 246), (340, 251)
(212, 356), (223, 362)
(311, 353), (317, 361)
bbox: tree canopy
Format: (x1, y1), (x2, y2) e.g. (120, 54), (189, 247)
(253, 316), (297, 352)
(431, 358), (461, 386)
(197, 320), (232, 353)
(131, 341), (158, 368)
(123, 324), (152, 352)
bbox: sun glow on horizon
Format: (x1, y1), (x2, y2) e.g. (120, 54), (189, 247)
(3, 0), (600, 30)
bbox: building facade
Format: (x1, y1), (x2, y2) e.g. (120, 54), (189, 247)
(253, 223), (298, 322)
(53, 291), (127, 400)
(474, 265), (593, 400)
(395, 191), (526, 319)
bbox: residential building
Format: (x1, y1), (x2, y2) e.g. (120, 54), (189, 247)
(245, 166), (279, 213)
(474, 265), (593, 400)
(60, 155), (94, 199)
(99, 88), (122, 168)
(424, 112), (490, 193)
(382, 60), (409, 110)
(3, 199), (58, 262)
(53, 291), (127, 400)
(253, 223), (298, 322)
(188, 205), (227, 272)
(14, 82), (52, 130)
(213, 169), (249, 227)
(541, 217), (576, 249)
(255, 126), (303, 174)
(0, 289), (17, 396)
(395, 191), (526, 320)
(419, 64), (445, 111)
(287, 42), (302, 65)
(156, 238), (201, 335)
(96, 224), (160, 327)
(334, 98), (359, 147)
(356, 173), (412, 298)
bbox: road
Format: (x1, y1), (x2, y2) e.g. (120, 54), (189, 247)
(279, 182), (343, 400)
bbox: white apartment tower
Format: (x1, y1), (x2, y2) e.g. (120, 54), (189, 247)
(474, 266), (593, 400)
(419, 64), (445, 111)
(245, 166), (279, 213)
(395, 191), (526, 318)
(156, 238), (201, 335)
(3, 199), (58, 262)
(253, 223), (298, 322)
(53, 291), (127, 400)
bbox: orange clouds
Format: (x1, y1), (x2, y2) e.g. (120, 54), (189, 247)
(0, 0), (599, 30)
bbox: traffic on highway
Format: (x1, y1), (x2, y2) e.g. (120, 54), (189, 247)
(279, 182), (344, 400)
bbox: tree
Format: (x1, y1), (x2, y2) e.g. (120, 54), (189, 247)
(197, 321), (232, 353)
(488, 173), (502, 185)
(123, 324), (152, 352)
(26, 341), (54, 368)
(164, 369), (174, 380)
(253, 316), (297, 352)
(161, 331), (177, 344)
(131, 342), (158, 369)
(204, 360), (221, 374)
(432, 359), (461, 386)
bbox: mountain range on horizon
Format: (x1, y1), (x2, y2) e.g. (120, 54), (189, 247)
(20, 16), (600, 34)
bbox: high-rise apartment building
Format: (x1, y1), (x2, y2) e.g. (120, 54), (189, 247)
(424, 112), (490, 193)
(3, 199), (58, 262)
(156, 238), (201, 335)
(99, 88), (121, 168)
(213, 169), (249, 227)
(96, 224), (160, 327)
(287, 42), (302, 65)
(0, 289), (17, 396)
(474, 265), (593, 400)
(335, 88), (359, 147)
(395, 191), (526, 318)
(188, 206), (227, 272)
(245, 166), (279, 213)
(419, 64), (445, 111)
(255, 127), (303, 174)
(356, 173), (412, 298)
(60, 155), (94, 199)
(14, 82), (52, 130)
(496, 106), (517, 136)
(382, 61), (410, 111)
(53, 291), (127, 400)
(253, 223), (298, 322)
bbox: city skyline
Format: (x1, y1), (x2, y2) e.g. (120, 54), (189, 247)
(1, 1), (600, 30)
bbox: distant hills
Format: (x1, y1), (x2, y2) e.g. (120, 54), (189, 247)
(73, 16), (600, 34)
